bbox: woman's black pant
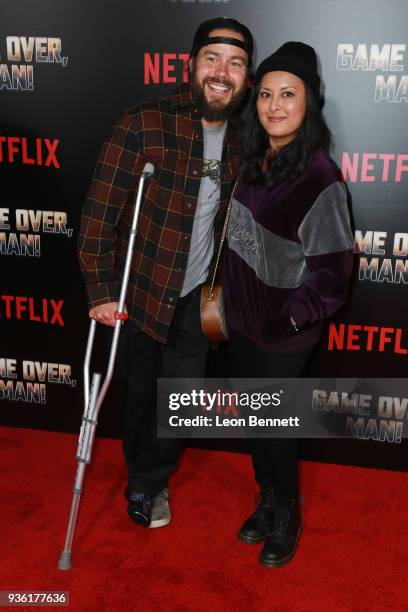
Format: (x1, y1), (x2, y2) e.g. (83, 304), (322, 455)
(228, 329), (311, 499)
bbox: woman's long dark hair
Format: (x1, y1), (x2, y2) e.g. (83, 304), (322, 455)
(240, 82), (331, 187)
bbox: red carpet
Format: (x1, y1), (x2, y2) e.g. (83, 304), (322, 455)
(0, 426), (407, 611)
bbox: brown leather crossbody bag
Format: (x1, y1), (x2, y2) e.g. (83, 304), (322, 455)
(200, 182), (237, 342)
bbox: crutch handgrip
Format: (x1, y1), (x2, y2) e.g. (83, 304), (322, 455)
(114, 311), (128, 320)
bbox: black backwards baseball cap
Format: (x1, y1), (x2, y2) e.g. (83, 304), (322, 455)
(190, 17), (254, 67)
(254, 42), (321, 100)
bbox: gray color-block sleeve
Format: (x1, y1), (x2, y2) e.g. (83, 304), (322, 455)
(298, 182), (354, 256)
(289, 182), (354, 329)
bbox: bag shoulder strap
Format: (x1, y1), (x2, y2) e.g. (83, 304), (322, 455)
(208, 180), (238, 295)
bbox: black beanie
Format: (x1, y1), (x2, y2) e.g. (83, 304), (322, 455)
(254, 42), (320, 100)
(190, 17), (254, 67)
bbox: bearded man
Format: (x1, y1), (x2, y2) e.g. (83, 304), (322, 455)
(78, 17), (253, 528)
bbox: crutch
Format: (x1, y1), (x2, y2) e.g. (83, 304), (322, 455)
(58, 162), (154, 570)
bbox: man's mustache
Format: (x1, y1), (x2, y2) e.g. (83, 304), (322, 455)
(203, 77), (235, 90)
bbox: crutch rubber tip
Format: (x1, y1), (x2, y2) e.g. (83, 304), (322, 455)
(58, 551), (72, 571)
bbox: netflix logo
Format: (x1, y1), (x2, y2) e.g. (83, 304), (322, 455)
(0, 136), (60, 168)
(144, 52), (189, 85)
(328, 323), (408, 355)
(341, 152), (408, 183)
(0, 295), (64, 326)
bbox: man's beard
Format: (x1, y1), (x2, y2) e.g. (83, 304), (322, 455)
(190, 66), (247, 122)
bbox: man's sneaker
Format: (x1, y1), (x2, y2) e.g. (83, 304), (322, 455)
(149, 488), (171, 528)
(125, 488), (171, 528)
(126, 489), (153, 527)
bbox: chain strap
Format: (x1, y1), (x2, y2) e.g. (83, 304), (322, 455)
(207, 180), (238, 297)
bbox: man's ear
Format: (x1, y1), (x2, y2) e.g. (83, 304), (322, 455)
(188, 57), (194, 75)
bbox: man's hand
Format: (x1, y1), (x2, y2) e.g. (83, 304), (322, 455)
(89, 302), (127, 327)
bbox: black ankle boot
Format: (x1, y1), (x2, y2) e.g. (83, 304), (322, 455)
(238, 488), (276, 544)
(260, 496), (302, 567)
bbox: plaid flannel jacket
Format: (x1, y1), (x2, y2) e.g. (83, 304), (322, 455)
(78, 85), (240, 343)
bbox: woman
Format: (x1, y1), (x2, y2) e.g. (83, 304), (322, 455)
(223, 42), (354, 567)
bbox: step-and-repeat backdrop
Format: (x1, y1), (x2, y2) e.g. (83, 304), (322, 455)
(2, 0), (407, 470)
